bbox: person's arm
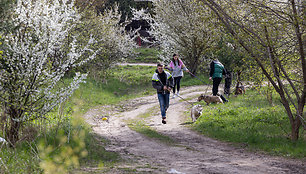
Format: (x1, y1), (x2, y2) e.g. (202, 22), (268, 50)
(167, 75), (174, 89)
(181, 64), (189, 72)
(180, 59), (189, 72)
(223, 67), (227, 76)
(152, 80), (163, 91)
(164, 65), (172, 71)
(166, 61), (174, 71)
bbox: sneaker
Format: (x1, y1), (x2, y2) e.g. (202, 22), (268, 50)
(177, 92), (180, 97)
(172, 94), (176, 99)
(162, 118), (166, 124)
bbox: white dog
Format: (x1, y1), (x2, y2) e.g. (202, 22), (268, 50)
(191, 104), (203, 122)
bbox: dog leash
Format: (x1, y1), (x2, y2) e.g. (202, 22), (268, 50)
(172, 91), (194, 106)
(157, 75), (193, 106)
(188, 71), (211, 95)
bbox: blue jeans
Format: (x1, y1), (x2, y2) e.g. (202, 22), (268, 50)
(157, 93), (170, 119)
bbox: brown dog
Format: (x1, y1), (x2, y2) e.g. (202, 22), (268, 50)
(235, 82), (245, 95)
(197, 94), (223, 105)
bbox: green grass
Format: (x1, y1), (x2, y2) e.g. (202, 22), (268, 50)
(129, 47), (161, 63)
(70, 65), (157, 113)
(180, 73), (211, 87)
(0, 143), (41, 173)
(193, 90), (306, 158)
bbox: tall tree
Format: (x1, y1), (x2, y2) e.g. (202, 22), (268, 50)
(134, 0), (219, 74)
(0, 0), (99, 146)
(75, 5), (138, 81)
(200, 0), (305, 140)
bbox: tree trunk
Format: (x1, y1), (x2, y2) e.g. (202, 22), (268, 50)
(6, 107), (22, 147)
(291, 118), (301, 141)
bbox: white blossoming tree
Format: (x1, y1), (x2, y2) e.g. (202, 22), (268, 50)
(0, 0), (99, 146)
(77, 6), (138, 81)
(133, 0), (219, 74)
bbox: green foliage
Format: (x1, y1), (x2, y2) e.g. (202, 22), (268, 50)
(38, 117), (88, 173)
(0, 35), (2, 59)
(212, 35), (249, 73)
(193, 90), (306, 158)
(0, 143), (41, 173)
(0, 0), (14, 32)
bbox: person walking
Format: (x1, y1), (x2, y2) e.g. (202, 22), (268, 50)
(152, 63), (174, 124)
(166, 54), (189, 98)
(209, 59), (229, 102)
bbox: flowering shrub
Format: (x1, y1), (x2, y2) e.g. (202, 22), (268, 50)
(0, 0), (97, 146)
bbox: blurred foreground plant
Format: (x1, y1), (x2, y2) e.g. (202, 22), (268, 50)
(38, 117), (88, 173)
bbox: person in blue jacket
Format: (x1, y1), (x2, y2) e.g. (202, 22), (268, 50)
(209, 59), (229, 102)
(152, 63), (174, 124)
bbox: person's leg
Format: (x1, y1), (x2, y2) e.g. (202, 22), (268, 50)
(219, 94), (228, 102)
(157, 93), (166, 119)
(173, 77), (178, 94)
(176, 76), (182, 95)
(212, 77), (222, 96)
(165, 93), (170, 112)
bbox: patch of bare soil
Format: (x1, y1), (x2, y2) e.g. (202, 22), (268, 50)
(82, 85), (305, 174)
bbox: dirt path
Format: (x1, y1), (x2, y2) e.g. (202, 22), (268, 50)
(82, 85), (305, 174)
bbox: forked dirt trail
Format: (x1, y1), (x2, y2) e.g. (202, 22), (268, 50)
(82, 85), (305, 174)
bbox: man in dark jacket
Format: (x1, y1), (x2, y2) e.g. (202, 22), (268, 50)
(209, 59), (229, 102)
(152, 63), (174, 124)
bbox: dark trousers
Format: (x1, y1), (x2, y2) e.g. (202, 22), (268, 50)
(212, 77), (222, 96)
(213, 77), (228, 102)
(173, 76), (182, 93)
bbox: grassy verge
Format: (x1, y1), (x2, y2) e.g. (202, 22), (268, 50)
(129, 47), (161, 63)
(71, 65), (157, 113)
(193, 89), (306, 158)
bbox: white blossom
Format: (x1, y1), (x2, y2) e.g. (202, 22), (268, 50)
(133, 0), (219, 72)
(0, 0), (96, 122)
